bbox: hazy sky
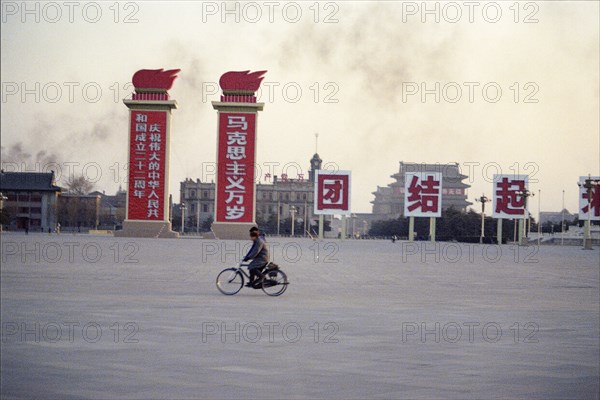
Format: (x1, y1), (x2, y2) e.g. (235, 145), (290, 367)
(1, 1), (598, 214)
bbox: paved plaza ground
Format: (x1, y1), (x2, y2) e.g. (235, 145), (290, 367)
(1, 233), (599, 399)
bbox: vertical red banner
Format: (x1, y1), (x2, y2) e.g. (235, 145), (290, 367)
(127, 110), (168, 220)
(215, 112), (256, 223)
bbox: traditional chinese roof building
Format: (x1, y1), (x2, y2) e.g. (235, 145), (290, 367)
(0, 171), (61, 230)
(371, 162), (472, 219)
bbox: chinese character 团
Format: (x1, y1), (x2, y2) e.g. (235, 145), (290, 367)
(323, 179), (343, 204)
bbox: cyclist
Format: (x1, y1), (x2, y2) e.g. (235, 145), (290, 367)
(243, 226), (269, 287)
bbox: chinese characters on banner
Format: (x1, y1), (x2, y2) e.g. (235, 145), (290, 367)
(127, 110), (168, 220)
(404, 172), (442, 217)
(578, 176), (600, 221)
(314, 170), (351, 215)
(492, 175), (528, 219)
(215, 113), (256, 223)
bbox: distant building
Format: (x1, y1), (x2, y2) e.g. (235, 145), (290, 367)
(371, 162), (471, 219)
(539, 210), (577, 225)
(180, 153), (323, 232)
(57, 193), (101, 230)
(90, 187), (127, 228)
(0, 171), (61, 230)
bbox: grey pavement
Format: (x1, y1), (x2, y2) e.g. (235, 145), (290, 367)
(1, 233), (599, 399)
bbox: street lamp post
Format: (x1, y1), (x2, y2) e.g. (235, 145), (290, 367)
(0, 192), (6, 233)
(277, 198), (281, 236)
(578, 175), (599, 250)
(537, 189), (541, 246)
(196, 200), (200, 233)
(475, 194), (489, 244)
(180, 202), (186, 234)
(515, 189), (534, 246)
(290, 205), (297, 237)
(561, 189), (565, 246)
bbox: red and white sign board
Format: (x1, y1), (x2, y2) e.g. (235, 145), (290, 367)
(215, 112), (257, 223)
(578, 176), (600, 221)
(404, 172), (442, 217)
(314, 170), (351, 215)
(492, 174), (528, 219)
(127, 110), (168, 221)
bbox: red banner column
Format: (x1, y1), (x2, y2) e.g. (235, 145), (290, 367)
(115, 68), (180, 238)
(211, 70), (266, 240)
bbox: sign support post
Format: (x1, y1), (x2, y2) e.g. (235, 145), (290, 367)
(497, 219), (503, 244)
(318, 214), (324, 239)
(408, 216), (415, 241)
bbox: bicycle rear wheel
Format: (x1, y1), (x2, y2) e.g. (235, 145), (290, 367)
(216, 268), (244, 295)
(261, 269), (288, 296)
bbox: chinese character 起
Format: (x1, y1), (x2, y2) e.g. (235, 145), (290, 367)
(495, 178), (525, 215)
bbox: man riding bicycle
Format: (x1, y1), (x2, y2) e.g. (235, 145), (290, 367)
(243, 226), (269, 287)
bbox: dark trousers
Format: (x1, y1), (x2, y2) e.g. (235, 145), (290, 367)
(248, 262), (266, 282)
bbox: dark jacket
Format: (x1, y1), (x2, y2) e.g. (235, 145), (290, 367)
(243, 237), (269, 268)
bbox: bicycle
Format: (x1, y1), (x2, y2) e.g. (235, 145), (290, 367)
(215, 262), (289, 296)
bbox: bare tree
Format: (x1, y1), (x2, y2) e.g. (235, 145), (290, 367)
(65, 175), (94, 195)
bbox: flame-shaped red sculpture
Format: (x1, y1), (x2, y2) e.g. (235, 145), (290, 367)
(219, 70), (267, 93)
(132, 69), (181, 91)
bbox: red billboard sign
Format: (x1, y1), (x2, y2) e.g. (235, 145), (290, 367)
(314, 170), (351, 215)
(127, 110), (168, 221)
(492, 174), (528, 219)
(215, 112), (257, 223)
(404, 172), (442, 217)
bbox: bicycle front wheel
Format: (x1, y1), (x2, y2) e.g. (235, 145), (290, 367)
(216, 268), (244, 295)
(261, 269), (288, 296)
